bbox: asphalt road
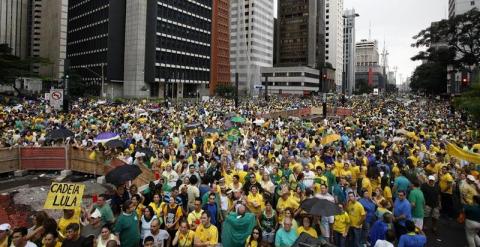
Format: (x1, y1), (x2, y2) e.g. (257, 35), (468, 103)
(425, 217), (467, 247)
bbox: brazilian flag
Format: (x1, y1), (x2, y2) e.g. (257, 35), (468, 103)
(227, 127), (240, 142)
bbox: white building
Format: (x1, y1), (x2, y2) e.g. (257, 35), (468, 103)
(325, 0), (344, 90)
(342, 9), (358, 95)
(0, 0), (29, 58)
(449, 0), (479, 18)
(230, 0), (274, 95)
(260, 66), (320, 95)
(31, 0), (68, 81)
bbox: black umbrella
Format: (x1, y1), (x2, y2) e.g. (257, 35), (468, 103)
(106, 164), (142, 186)
(46, 128), (74, 141)
(204, 127), (219, 133)
(135, 147), (155, 159)
(300, 197), (341, 216)
(105, 139), (125, 149)
(185, 123), (202, 130)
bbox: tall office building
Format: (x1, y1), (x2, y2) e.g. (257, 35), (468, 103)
(342, 9), (358, 95)
(0, 0), (29, 58)
(230, 0), (274, 95)
(275, 0), (325, 68)
(355, 39), (384, 88)
(66, 0), (126, 97)
(31, 0), (68, 81)
(145, 0), (212, 98)
(449, 0), (479, 18)
(325, 0), (344, 90)
(210, 0), (230, 96)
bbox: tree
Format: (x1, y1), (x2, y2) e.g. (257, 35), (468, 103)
(0, 44), (49, 94)
(215, 84), (235, 97)
(455, 83), (480, 121)
(354, 79), (372, 94)
(412, 9), (480, 67)
(410, 62), (447, 94)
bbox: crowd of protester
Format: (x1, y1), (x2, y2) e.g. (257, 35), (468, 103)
(0, 94), (479, 247)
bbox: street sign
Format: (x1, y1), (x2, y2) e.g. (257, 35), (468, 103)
(44, 93), (50, 101)
(50, 89), (63, 110)
(254, 85), (264, 89)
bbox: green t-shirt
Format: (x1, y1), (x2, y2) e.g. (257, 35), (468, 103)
(94, 204), (114, 224)
(408, 188), (425, 218)
(114, 212), (140, 247)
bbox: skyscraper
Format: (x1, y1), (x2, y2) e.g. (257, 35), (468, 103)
(31, 0), (68, 81)
(325, 0), (344, 90)
(275, 0), (325, 68)
(342, 9), (358, 96)
(449, 0), (479, 18)
(144, 0), (212, 98)
(355, 39), (384, 88)
(210, 0), (231, 96)
(230, 0), (274, 95)
(66, 0), (126, 97)
(0, 0), (29, 58)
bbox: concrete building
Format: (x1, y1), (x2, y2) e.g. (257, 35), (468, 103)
(355, 39), (384, 89)
(260, 66), (321, 95)
(0, 0), (29, 58)
(342, 9), (358, 95)
(30, 0), (68, 82)
(230, 0), (274, 95)
(145, 0), (212, 98)
(449, 0), (479, 18)
(66, 0), (126, 98)
(275, 0), (325, 68)
(210, 0), (231, 96)
(325, 0), (344, 90)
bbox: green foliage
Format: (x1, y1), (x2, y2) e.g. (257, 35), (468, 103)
(355, 79), (373, 94)
(215, 84), (235, 97)
(65, 72), (86, 98)
(0, 44), (49, 86)
(455, 83), (480, 120)
(412, 9), (480, 67)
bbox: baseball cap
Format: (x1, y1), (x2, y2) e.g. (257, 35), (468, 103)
(428, 175), (436, 181)
(0, 224), (10, 231)
(467, 175), (476, 182)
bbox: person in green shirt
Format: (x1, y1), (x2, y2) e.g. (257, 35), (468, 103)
(93, 194), (114, 225)
(408, 180), (425, 230)
(114, 200), (140, 247)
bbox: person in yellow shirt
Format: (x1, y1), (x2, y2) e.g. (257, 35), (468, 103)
(42, 232), (62, 247)
(439, 166), (454, 217)
(57, 209), (80, 238)
(276, 188), (299, 223)
(194, 211), (218, 247)
(333, 204), (350, 247)
(362, 175), (373, 198)
(246, 185), (264, 216)
(148, 193), (164, 219)
(245, 227), (262, 247)
(296, 216), (318, 238)
(173, 221), (194, 247)
(346, 192), (365, 246)
(461, 175), (479, 205)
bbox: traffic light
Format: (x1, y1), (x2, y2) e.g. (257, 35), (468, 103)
(462, 74), (469, 86)
(323, 74), (327, 79)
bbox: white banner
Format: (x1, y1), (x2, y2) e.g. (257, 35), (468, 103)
(49, 89), (63, 110)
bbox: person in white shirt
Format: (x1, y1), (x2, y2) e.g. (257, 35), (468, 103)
(162, 164), (179, 188)
(374, 229), (396, 247)
(11, 227), (38, 247)
(303, 166), (316, 189)
(143, 219), (170, 247)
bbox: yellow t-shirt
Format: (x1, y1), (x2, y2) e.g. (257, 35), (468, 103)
(461, 183), (478, 205)
(439, 173), (454, 194)
(187, 210), (204, 227)
(333, 212), (351, 234)
(58, 217), (79, 237)
(392, 164), (400, 178)
(162, 204), (184, 229)
(347, 201), (365, 228)
(176, 230), (195, 247)
(383, 186), (393, 201)
(276, 196), (300, 222)
(362, 177), (373, 197)
(149, 202), (164, 218)
(195, 224), (218, 245)
(296, 226), (318, 238)
(245, 236), (258, 247)
(247, 193), (264, 214)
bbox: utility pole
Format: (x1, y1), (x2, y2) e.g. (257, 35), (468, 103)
(264, 75), (268, 101)
(235, 73), (239, 109)
(63, 75), (69, 113)
(101, 64), (105, 97)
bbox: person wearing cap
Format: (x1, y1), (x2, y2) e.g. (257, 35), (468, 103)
(421, 175), (440, 233)
(0, 223), (10, 247)
(408, 180), (425, 230)
(81, 208), (103, 238)
(461, 174), (479, 206)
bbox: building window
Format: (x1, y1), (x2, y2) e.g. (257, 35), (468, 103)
(471, 1), (475, 5)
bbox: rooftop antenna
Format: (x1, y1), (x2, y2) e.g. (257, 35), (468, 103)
(369, 21), (371, 40)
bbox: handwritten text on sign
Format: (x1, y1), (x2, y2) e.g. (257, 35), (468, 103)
(44, 182), (85, 210)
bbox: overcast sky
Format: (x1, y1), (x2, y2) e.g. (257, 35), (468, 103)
(344, 0), (447, 83)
